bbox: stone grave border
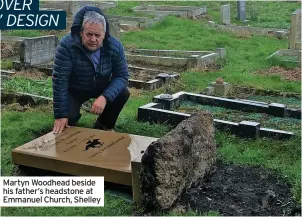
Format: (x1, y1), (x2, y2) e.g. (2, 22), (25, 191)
(132, 4), (207, 20)
(266, 49), (301, 65)
(138, 91), (300, 140)
(128, 66), (179, 91)
(1, 88), (52, 106)
(126, 48), (226, 69)
(107, 15), (163, 30)
(208, 21), (288, 37)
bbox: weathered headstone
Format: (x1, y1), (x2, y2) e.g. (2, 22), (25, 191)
(20, 35), (58, 66)
(108, 18), (121, 40)
(71, 1), (95, 17)
(237, 0), (246, 21)
(140, 112), (216, 211)
(289, 9), (301, 50)
(12, 127), (158, 189)
(220, 4), (231, 25)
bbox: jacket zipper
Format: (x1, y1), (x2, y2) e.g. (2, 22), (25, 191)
(73, 43), (98, 88)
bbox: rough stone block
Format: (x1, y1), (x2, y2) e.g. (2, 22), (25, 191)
(140, 112), (216, 211)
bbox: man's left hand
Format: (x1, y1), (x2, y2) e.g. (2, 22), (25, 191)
(91, 95), (107, 114)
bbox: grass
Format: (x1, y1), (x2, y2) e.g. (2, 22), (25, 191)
(0, 59), (13, 70)
(106, 1), (300, 28)
(1, 1), (301, 216)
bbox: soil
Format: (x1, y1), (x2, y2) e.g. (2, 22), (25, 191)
(189, 62), (223, 73)
(254, 66), (301, 81)
(228, 85), (301, 100)
(1, 42), (18, 59)
(129, 65), (177, 81)
(129, 62), (186, 73)
(129, 67), (161, 81)
(11, 68), (49, 80)
(177, 160), (300, 216)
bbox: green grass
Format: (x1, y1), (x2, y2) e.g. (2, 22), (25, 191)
(0, 59), (13, 70)
(2, 77), (53, 97)
(247, 95), (301, 107)
(120, 16), (300, 92)
(2, 30), (45, 37)
(107, 1), (301, 29)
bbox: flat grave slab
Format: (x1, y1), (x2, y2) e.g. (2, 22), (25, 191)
(12, 127), (158, 188)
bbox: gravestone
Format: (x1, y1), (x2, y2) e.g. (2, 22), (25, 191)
(71, 1), (95, 17)
(20, 35), (58, 66)
(289, 9), (301, 50)
(237, 0), (246, 21)
(12, 127), (158, 188)
(220, 4), (231, 25)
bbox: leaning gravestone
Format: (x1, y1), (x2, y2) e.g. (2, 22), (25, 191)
(140, 112), (217, 211)
(20, 35), (58, 66)
(237, 0), (246, 21)
(12, 127), (157, 191)
(220, 4), (231, 25)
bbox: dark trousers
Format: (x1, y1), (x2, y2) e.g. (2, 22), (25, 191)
(68, 87), (130, 129)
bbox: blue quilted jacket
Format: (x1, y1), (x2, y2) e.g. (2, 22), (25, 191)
(52, 6), (129, 119)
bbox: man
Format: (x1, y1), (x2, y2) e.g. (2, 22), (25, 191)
(52, 6), (130, 134)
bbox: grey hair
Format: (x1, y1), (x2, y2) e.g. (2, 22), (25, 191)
(81, 11), (106, 32)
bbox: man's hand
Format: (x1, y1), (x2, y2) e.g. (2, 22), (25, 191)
(91, 95), (107, 115)
(53, 118), (69, 134)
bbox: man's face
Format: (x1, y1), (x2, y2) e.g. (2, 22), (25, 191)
(80, 22), (105, 52)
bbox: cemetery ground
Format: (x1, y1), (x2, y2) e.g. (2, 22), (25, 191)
(1, 1), (301, 216)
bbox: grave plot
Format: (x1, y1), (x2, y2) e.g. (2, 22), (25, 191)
(138, 91), (301, 139)
(107, 15), (163, 32)
(227, 85), (301, 107)
(126, 48), (225, 70)
(209, 3), (289, 38)
(128, 65), (179, 90)
(202, 80), (301, 105)
(266, 9), (301, 65)
(132, 5), (207, 20)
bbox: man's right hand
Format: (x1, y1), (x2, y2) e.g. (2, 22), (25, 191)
(53, 118), (69, 134)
